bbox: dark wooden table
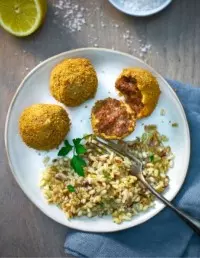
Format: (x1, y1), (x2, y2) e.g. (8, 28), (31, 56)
(0, 0), (200, 256)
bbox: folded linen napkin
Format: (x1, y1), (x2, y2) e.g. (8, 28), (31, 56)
(64, 80), (200, 258)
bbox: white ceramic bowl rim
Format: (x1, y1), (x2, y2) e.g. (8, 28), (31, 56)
(108, 0), (172, 17)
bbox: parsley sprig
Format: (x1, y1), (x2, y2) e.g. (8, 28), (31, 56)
(58, 138), (87, 177)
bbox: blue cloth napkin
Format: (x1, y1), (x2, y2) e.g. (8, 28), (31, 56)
(64, 80), (200, 258)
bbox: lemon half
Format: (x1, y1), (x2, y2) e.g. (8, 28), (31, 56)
(0, 0), (47, 37)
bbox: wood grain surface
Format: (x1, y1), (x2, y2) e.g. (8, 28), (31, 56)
(0, 0), (200, 256)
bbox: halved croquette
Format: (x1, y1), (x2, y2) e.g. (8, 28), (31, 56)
(115, 68), (160, 119)
(91, 98), (136, 140)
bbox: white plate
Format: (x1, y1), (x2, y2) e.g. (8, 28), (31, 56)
(5, 48), (190, 232)
(108, 0), (172, 17)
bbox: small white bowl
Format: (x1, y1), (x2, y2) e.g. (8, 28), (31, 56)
(108, 0), (172, 17)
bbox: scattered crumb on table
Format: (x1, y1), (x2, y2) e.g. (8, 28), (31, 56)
(43, 156), (50, 165)
(172, 123), (179, 127)
(160, 108), (166, 116)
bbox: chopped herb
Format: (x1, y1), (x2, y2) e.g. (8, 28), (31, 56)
(141, 132), (148, 142)
(141, 132), (154, 144)
(172, 123), (179, 127)
(103, 170), (111, 180)
(144, 124), (157, 132)
(161, 135), (169, 142)
(70, 155), (86, 176)
(67, 184), (75, 192)
(149, 155), (154, 162)
(99, 202), (104, 208)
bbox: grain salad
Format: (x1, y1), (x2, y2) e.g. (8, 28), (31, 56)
(40, 126), (174, 224)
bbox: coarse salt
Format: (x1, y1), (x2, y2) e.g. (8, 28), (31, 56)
(119, 0), (167, 12)
(53, 0), (86, 32)
(52, 1), (153, 59)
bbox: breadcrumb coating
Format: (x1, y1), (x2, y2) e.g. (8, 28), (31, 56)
(116, 68), (160, 118)
(50, 58), (98, 106)
(19, 104), (70, 150)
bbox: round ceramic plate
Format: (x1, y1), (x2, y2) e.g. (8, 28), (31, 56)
(108, 0), (172, 17)
(5, 48), (190, 232)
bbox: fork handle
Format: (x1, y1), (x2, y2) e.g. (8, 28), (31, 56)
(138, 174), (200, 235)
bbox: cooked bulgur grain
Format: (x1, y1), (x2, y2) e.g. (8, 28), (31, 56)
(40, 126), (174, 224)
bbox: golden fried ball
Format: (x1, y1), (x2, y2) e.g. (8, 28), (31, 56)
(50, 58), (98, 106)
(19, 104), (70, 150)
(91, 98), (136, 140)
(115, 68), (160, 119)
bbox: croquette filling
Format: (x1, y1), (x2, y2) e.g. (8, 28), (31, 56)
(93, 99), (133, 137)
(116, 76), (144, 115)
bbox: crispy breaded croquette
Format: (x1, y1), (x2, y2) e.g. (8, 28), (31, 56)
(115, 68), (160, 119)
(19, 104), (70, 150)
(91, 98), (136, 140)
(50, 58), (98, 106)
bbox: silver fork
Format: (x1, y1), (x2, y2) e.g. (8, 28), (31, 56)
(89, 136), (200, 235)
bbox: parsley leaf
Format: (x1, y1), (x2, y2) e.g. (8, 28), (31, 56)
(73, 138), (87, 155)
(58, 140), (73, 156)
(70, 155), (86, 176)
(67, 184), (75, 192)
(76, 155), (87, 166)
(73, 138), (82, 145)
(64, 140), (73, 150)
(58, 147), (70, 156)
(75, 144), (87, 155)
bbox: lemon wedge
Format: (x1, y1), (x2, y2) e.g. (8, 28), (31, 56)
(0, 0), (47, 37)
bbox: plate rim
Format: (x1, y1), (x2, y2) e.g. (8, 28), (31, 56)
(108, 0), (172, 17)
(4, 47), (190, 232)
